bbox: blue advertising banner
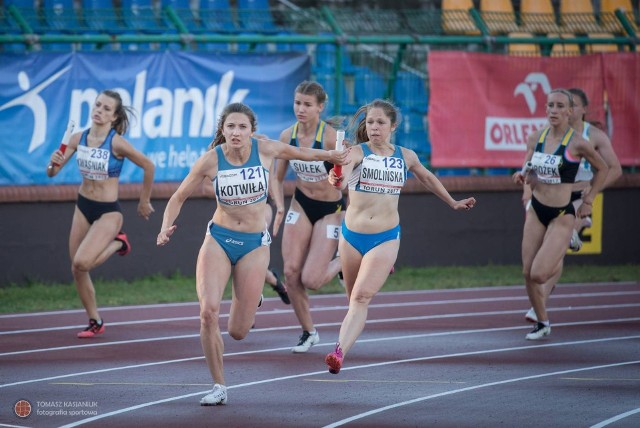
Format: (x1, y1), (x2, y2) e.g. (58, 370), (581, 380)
(0, 51), (310, 185)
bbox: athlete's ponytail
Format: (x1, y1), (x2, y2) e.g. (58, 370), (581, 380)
(102, 90), (135, 136)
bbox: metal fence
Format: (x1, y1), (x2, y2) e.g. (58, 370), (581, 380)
(2, 1), (638, 170)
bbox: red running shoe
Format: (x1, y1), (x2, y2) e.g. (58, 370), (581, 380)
(325, 343), (344, 374)
(115, 232), (131, 256)
(77, 319), (105, 338)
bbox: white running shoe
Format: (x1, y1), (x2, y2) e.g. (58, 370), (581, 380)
(200, 384), (227, 406)
(569, 229), (582, 251)
(525, 323), (551, 340)
(525, 307), (538, 323)
(291, 330), (320, 353)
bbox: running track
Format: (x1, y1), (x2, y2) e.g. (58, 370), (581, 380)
(1, 282), (639, 427)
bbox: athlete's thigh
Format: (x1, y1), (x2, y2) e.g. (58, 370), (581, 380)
(532, 215), (574, 275)
(196, 235), (231, 310)
(338, 236), (362, 298)
(521, 208), (547, 271)
(74, 211), (122, 263)
(281, 199), (313, 269)
(69, 207), (91, 260)
(229, 246), (270, 330)
(303, 213), (341, 276)
(351, 239), (400, 300)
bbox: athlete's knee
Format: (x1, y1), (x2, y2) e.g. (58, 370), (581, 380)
(227, 325), (249, 341)
(301, 269), (324, 290)
(283, 264), (302, 285)
(199, 305), (221, 330)
(71, 257), (92, 274)
(351, 290), (375, 306)
(529, 270), (549, 285)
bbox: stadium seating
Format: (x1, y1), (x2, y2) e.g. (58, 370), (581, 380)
(480, 0), (519, 35)
(82, 0), (124, 34)
(237, 0), (277, 33)
(199, 0), (236, 33)
(586, 32), (620, 52)
(393, 71), (428, 114)
(520, 0), (560, 34)
(121, 0), (168, 33)
(507, 31), (540, 56)
(395, 111), (430, 159)
(559, 0), (603, 34)
(600, 0), (638, 34)
(353, 68), (386, 106)
(442, 0), (481, 35)
(549, 33), (581, 56)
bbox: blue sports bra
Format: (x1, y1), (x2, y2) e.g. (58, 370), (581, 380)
(213, 138), (269, 206)
(76, 128), (124, 180)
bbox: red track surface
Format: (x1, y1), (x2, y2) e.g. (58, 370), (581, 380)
(1, 282), (639, 427)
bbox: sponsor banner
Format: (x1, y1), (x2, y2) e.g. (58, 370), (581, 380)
(602, 52), (640, 165)
(428, 51), (605, 167)
(0, 51), (309, 185)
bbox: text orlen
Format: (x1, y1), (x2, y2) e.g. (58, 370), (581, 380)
(484, 117), (548, 151)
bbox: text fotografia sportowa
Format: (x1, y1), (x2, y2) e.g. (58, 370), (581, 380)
(35, 401), (99, 417)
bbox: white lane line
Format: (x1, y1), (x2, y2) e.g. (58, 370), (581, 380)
(322, 360), (640, 428)
(3, 296), (640, 336)
(590, 407), (640, 428)
(2, 303), (639, 356)
(1, 281), (636, 319)
(2, 318), (638, 389)
(57, 336), (640, 428)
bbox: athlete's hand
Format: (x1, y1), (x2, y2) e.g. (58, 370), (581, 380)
(576, 201), (592, 219)
(328, 168), (344, 188)
(512, 171), (524, 185)
(138, 200), (155, 220)
(157, 225), (177, 246)
(452, 197), (476, 211)
(272, 205), (285, 237)
(328, 148), (351, 166)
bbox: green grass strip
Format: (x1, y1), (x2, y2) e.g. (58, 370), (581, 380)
(1, 264), (638, 314)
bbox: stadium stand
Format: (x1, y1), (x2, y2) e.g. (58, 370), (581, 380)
(1, 0), (638, 171)
(549, 32), (581, 56)
(480, 0), (519, 35)
(442, 0), (481, 35)
(520, 0), (561, 34)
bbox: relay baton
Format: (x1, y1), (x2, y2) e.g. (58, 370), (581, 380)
(52, 120), (75, 166)
(520, 161), (532, 176)
(333, 130), (345, 178)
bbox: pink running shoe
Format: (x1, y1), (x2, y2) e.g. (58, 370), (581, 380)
(77, 319), (105, 338)
(325, 343), (344, 374)
(115, 232), (131, 256)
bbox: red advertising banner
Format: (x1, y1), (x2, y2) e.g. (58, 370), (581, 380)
(428, 51), (605, 167)
(602, 52), (640, 166)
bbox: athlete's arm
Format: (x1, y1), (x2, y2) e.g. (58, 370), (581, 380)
(270, 129), (291, 237)
(591, 127), (622, 188)
(573, 137), (609, 218)
(157, 150), (216, 246)
(405, 148), (475, 211)
(46, 133), (80, 177)
(113, 135), (155, 220)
